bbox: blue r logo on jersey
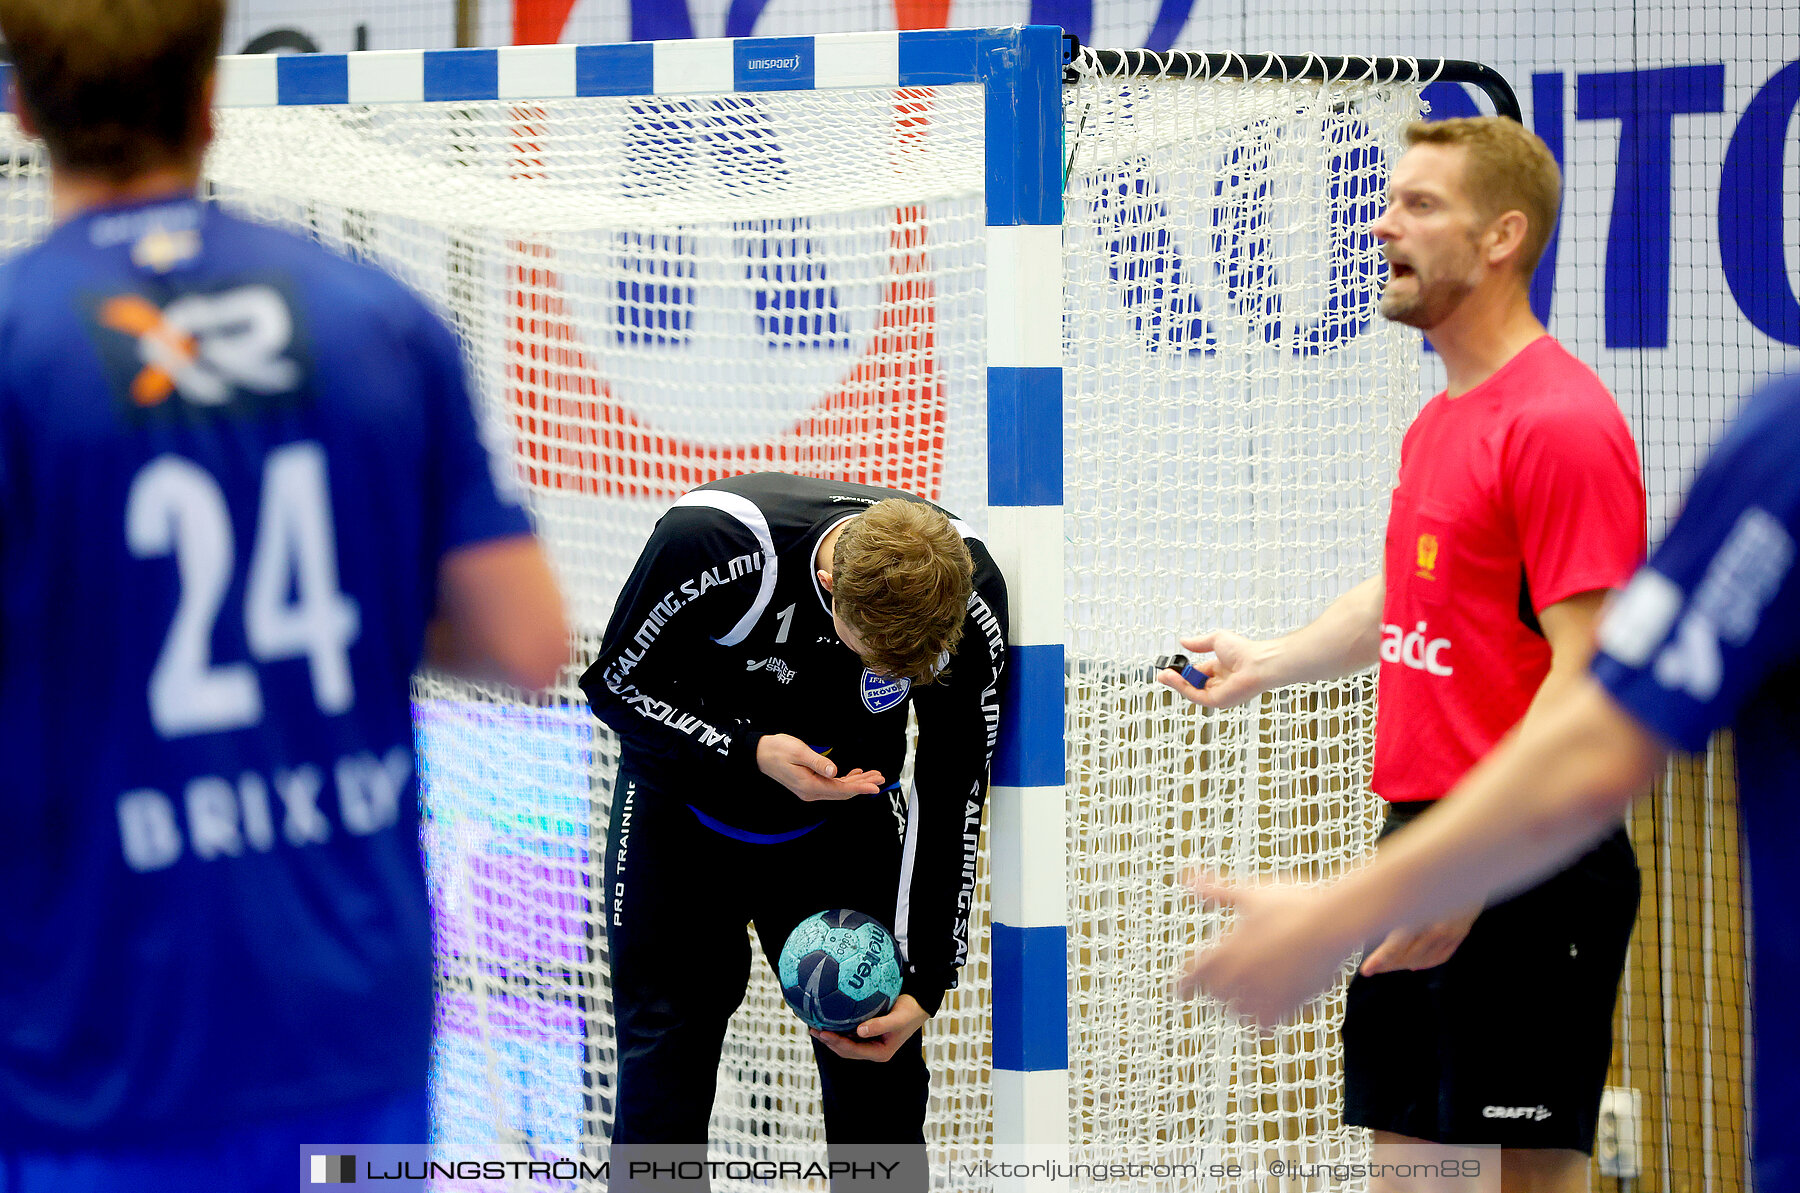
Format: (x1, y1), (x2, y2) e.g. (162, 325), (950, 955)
(860, 669), (910, 714)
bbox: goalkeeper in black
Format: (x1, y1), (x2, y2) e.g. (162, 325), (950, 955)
(580, 472), (1007, 1156)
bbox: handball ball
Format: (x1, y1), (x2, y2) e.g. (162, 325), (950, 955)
(777, 909), (904, 1032)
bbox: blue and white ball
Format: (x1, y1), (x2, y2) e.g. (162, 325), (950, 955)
(777, 909), (904, 1032)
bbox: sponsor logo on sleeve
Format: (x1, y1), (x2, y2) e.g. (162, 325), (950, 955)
(1597, 569), (1684, 666)
(1644, 508), (1793, 702)
(860, 668), (911, 713)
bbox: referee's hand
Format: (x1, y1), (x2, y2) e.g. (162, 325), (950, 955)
(756, 733), (886, 801)
(1157, 630), (1270, 710)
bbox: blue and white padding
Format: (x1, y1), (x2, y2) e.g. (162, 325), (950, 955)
(978, 24), (1073, 1172)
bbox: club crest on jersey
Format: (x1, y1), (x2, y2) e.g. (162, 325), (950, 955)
(130, 227), (201, 273)
(860, 669), (910, 713)
(1415, 533), (1439, 581)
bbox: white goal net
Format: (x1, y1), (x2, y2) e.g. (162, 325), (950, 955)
(210, 83), (1000, 1175)
(0, 44), (1428, 1191)
(1062, 56), (1418, 1182)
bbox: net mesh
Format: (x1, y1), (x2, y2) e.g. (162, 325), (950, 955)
(1062, 59), (1419, 1182)
(0, 54), (1428, 1191)
(211, 86), (991, 1177)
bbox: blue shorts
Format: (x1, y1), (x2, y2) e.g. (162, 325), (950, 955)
(0, 1086), (428, 1193)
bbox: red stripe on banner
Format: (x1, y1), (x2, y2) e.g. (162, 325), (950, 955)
(893, 0), (953, 28)
(513, 0), (580, 44)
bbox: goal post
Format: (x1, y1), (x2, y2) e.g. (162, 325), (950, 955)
(0, 28), (1521, 1187)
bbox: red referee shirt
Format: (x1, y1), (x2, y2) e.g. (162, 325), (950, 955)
(1372, 336), (1646, 803)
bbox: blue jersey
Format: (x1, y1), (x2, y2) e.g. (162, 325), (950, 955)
(1592, 374), (1800, 1193)
(0, 196), (531, 1144)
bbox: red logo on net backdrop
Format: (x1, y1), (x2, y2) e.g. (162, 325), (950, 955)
(503, 91), (948, 502)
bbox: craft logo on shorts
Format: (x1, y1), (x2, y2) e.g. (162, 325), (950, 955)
(310, 1153), (356, 1183)
(1415, 532), (1439, 581)
(1482, 1104), (1552, 1122)
(860, 669), (910, 714)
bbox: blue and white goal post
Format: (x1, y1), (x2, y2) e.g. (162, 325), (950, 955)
(0, 23), (1499, 1186)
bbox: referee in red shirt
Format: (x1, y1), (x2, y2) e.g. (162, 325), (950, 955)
(1161, 117), (1645, 1193)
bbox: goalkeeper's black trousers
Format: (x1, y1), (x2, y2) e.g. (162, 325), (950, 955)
(603, 768), (930, 1190)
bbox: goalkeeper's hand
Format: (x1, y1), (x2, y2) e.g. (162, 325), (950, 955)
(756, 733), (885, 801)
(810, 995), (928, 1062)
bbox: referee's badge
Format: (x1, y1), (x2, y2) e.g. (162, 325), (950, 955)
(1415, 533), (1439, 581)
(860, 669), (911, 713)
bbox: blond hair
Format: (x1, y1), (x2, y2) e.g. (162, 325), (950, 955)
(1405, 117), (1561, 277)
(0, 0), (224, 181)
(831, 500), (974, 685)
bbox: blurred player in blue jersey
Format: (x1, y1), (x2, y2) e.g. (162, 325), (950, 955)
(1182, 371), (1800, 1193)
(0, 1), (567, 1190)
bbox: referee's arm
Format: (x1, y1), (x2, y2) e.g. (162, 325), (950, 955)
(1159, 572), (1384, 708)
(1519, 589), (1610, 720)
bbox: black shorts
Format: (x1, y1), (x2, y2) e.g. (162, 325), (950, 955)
(1343, 799), (1640, 1152)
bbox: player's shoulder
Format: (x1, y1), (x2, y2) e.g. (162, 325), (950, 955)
(657, 479), (784, 551)
(697, 471), (894, 513)
(208, 208), (439, 334)
(0, 217), (96, 325)
(691, 472), (932, 531)
(1725, 372), (1800, 447)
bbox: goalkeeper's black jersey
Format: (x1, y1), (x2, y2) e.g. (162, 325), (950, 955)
(580, 472), (1008, 1011)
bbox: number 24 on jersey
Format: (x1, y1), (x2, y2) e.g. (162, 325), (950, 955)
(127, 440), (361, 739)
